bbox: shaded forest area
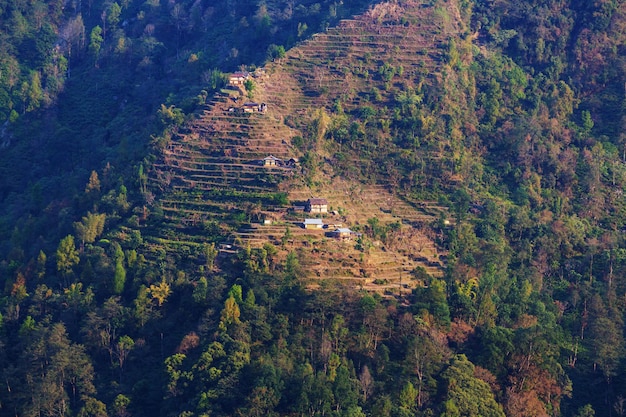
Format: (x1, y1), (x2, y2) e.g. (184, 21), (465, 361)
(0, 0), (625, 416)
(0, 0), (372, 254)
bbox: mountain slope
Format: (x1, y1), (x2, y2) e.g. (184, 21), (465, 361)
(145, 0), (460, 295)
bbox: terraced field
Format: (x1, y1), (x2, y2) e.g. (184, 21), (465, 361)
(256, 0), (460, 118)
(146, 0), (458, 295)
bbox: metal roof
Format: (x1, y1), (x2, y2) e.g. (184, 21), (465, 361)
(307, 198), (328, 205)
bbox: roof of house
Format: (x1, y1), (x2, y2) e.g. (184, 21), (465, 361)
(263, 155), (281, 161)
(304, 218), (324, 225)
(243, 102), (259, 107)
(230, 71), (249, 78)
(307, 198), (328, 205)
(333, 228), (353, 234)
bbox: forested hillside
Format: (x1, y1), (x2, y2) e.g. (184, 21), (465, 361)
(0, 0), (625, 416)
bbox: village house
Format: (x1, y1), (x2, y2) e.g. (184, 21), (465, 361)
(229, 71), (250, 86)
(262, 155), (282, 166)
(303, 218), (324, 229)
(306, 198), (328, 213)
(242, 102), (267, 113)
(327, 228), (359, 240)
(325, 222), (342, 229)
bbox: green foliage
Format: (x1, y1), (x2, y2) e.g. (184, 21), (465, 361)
(267, 44), (286, 61)
(158, 104), (185, 127)
(440, 355), (505, 417)
(113, 259), (126, 294)
(74, 212), (106, 247)
(203, 242), (218, 271)
(113, 394), (131, 417)
(413, 278), (451, 327)
(204, 69), (227, 90)
(0, 1), (625, 416)
(244, 79), (256, 97)
(228, 284), (243, 304)
(56, 235), (80, 277)
(219, 295), (241, 331)
(574, 404), (596, 417)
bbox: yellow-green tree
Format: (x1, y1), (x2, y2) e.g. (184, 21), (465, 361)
(148, 280), (171, 307)
(56, 235), (80, 285)
(219, 295), (241, 331)
(74, 212), (106, 249)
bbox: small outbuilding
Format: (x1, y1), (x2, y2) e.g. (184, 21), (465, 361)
(303, 218), (324, 229)
(286, 158), (299, 168)
(306, 198), (328, 213)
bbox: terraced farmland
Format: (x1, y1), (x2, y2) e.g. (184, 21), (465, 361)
(146, 0), (458, 295)
(256, 0), (460, 117)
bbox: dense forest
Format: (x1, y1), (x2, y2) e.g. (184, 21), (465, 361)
(0, 0), (625, 416)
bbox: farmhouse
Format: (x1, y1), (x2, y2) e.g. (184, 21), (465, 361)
(229, 71), (250, 86)
(306, 198), (328, 213)
(327, 228), (359, 240)
(242, 102), (267, 113)
(303, 218), (324, 229)
(262, 155), (282, 166)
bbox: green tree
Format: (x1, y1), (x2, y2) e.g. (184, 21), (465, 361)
(158, 104), (184, 126)
(27, 71), (43, 111)
(244, 79), (255, 98)
(113, 394), (130, 417)
(267, 44), (285, 61)
(333, 361), (360, 413)
(588, 296), (624, 383)
(399, 381), (418, 415)
(193, 277), (208, 304)
(113, 259), (126, 294)
(228, 284), (243, 304)
(36, 250), (47, 279)
(575, 404), (595, 417)
(203, 242), (217, 271)
(10, 322), (96, 416)
(439, 355), (505, 417)
(219, 295), (241, 331)
(134, 285), (152, 326)
(115, 335), (135, 382)
(56, 235), (80, 283)
(284, 251), (300, 281)
(78, 398), (108, 417)
(107, 3), (122, 28)
(89, 26), (103, 66)
(82, 297), (127, 362)
(74, 212), (106, 249)
(412, 278), (450, 327)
